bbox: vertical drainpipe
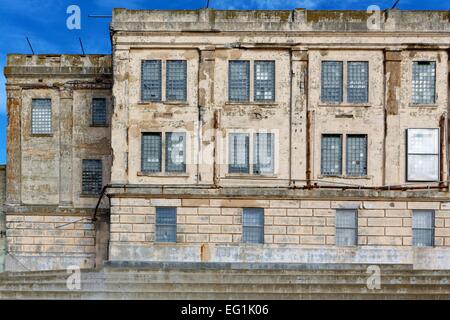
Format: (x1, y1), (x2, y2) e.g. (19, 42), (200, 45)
(439, 113), (446, 190)
(289, 49), (293, 187)
(304, 56), (311, 189)
(382, 50), (387, 186)
(196, 50), (202, 185)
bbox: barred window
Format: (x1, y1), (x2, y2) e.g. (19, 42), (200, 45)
(412, 61), (436, 104)
(347, 62), (368, 103)
(253, 133), (274, 175)
(336, 209), (358, 246)
(321, 134), (342, 176)
(413, 210), (434, 247)
(229, 61), (250, 102)
(31, 99), (52, 134)
(254, 61), (275, 102)
(141, 133), (162, 173)
(92, 98), (107, 126)
(346, 135), (367, 176)
(229, 133), (249, 174)
(321, 61), (343, 103)
(155, 207), (177, 243)
(82, 159), (102, 195)
(165, 132), (186, 173)
(407, 129), (439, 181)
(242, 208), (264, 244)
(141, 60), (162, 102)
(166, 60), (187, 101)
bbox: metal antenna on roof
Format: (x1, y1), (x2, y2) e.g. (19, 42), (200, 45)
(79, 37), (86, 55)
(391, 0), (400, 9)
(26, 37), (35, 54)
(206, 0), (210, 8)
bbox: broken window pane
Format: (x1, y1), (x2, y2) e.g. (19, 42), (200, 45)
(141, 133), (162, 172)
(82, 159), (102, 195)
(253, 133), (274, 175)
(407, 129), (439, 181)
(242, 208), (264, 244)
(229, 133), (250, 174)
(92, 98), (107, 126)
(321, 61), (343, 103)
(347, 62), (368, 103)
(321, 134), (342, 176)
(254, 61), (275, 102)
(346, 135), (367, 176)
(166, 60), (187, 101)
(166, 132), (186, 173)
(155, 207), (177, 243)
(31, 99), (52, 134)
(335, 209), (357, 246)
(412, 61), (436, 104)
(413, 210), (434, 247)
(229, 61), (250, 102)
(141, 60), (162, 102)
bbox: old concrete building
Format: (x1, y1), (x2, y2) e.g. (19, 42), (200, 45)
(3, 8), (450, 271)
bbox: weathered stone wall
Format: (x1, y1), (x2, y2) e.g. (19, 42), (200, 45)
(4, 55), (112, 271)
(0, 166), (6, 272)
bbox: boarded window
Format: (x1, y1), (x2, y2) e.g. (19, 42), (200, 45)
(321, 61), (343, 103)
(165, 132), (186, 173)
(346, 135), (367, 176)
(412, 61), (436, 104)
(321, 134), (342, 176)
(242, 208), (264, 244)
(155, 207), (177, 243)
(413, 210), (434, 247)
(253, 133), (274, 175)
(229, 133), (249, 174)
(92, 98), (107, 126)
(229, 61), (250, 102)
(406, 129), (439, 181)
(31, 99), (52, 134)
(82, 159), (102, 195)
(141, 133), (162, 172)
(166, 60), (187, 101)
(141, 60), (162, 102)
(347, 62), (368, 103)
(254, 61), (275, 102)
(336, 209), (357, 246)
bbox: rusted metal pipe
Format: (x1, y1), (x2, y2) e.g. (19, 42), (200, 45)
(306, 110), (312, 189)
(439, 114), (446, 191)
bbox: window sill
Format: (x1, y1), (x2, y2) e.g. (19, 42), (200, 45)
(137, 171), (190, 177)
(80, 193), (101, 198)
(225, 173), (278, 179)
(318, 175), (371, 180)
(90, 124), (109, 128)
(225, 101), (278, 107)
(137, 101), (189, 106)
(409, 103), (438, 108)
(318, 103), (371, 108)
(30, 134), (53, 137)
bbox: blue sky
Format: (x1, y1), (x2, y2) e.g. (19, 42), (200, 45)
(0, 0), (449, 164)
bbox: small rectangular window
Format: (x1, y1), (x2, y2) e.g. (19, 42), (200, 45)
(82, 159), (102, 195)
(321, 134), (342, 176)
(31, 99), (52, 134)
(155, 207), (177, 243)
(346, 135), (367, 176)
(165, 132), (186, 173)
(336, 209), (357, 246)
(347, 62), (368, 103)
(229, 133), (249, 174)
(141, 60), (162, 102)
(166, 60), (187, 101)
(254, 61), (275, 102)
(141, 133), (162, 173)
(321, 61), (343, 103)
(412, 61), (436, 104)
(229, 61), (250, 102)
(407, 129), (439, 181)
(92, 98), (107, 126)
(253, 133), (274, 175)
(413, 210), (434, 247)
(242, 208), (264, 244)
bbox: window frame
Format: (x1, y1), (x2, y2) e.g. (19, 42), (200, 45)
(31, 98), (52, 135)
(91, 97), (108, 127)
(166, 60), (187, 102)
(320, 134), (343, 176)
(346, 134), (368, 177)
(347, 61), (369, 104)
(155, 207), (177, 243)
(141, 132), (162, 173)
(242, 208), (264, 244)
(412, 210), (435, 247)
(321, 61), (343, 104)
(254, 60), (276, 102)
(335, 209), (358, 247)
(228, 132), (250, 174)
(253, 132), (274, 175)
(165, 132), (187, 173)
(141, 60), (162, 102)
(411, 61), (436, 105)
(406, 128), (440, 182)
(228, 60), (251, 103)
(81, 159), (103, 196)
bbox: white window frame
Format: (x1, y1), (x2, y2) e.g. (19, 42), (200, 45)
(406, 128), (440, 182)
